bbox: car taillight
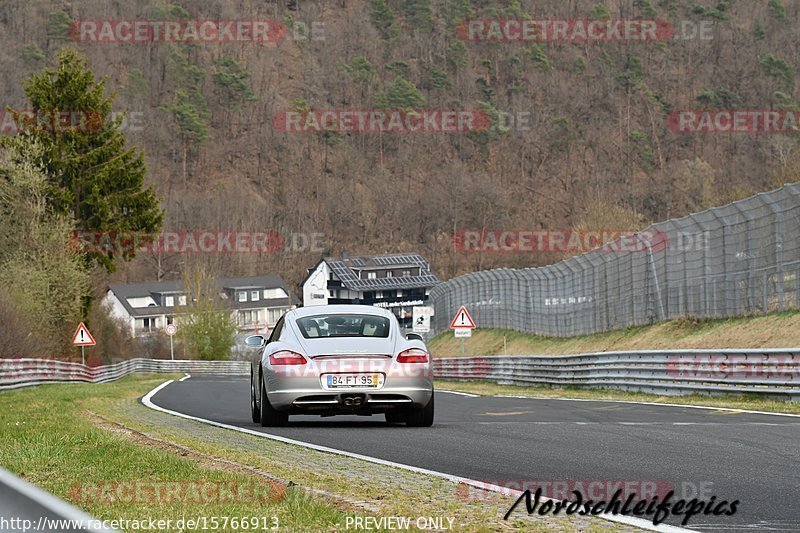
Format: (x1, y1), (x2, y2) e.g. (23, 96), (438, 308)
(397, 348), (428, 363)
(269, 350), (307, 365)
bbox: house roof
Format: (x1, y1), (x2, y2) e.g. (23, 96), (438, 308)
(108, 275), (297, 318)
(322, 253), (440, 291)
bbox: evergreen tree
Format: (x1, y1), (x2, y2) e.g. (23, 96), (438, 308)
(212, 56), (257, 109)
(383, 77), (426, 109)
(10, 49), (162, 272)
(370, 0), (399, 40)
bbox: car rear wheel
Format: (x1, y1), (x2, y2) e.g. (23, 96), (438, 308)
(260, 374), (289, 427)
(250, 372), (260, 423)
(406, 394), (434, 427)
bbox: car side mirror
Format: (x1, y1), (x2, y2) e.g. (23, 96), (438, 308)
(245, 335), (267, 347)
(405, 333), (424, 341)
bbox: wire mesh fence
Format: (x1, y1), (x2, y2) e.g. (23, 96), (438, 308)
(430, 183), (800, 337)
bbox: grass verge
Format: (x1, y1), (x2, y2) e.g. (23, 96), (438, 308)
(434, 379), (800, 414)
(428, 309), (800, 358)
(0, 375), (345, 531)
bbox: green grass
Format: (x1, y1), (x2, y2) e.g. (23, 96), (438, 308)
(429, 309), (800, 358)
(435, 380), (800, 414)
(0, 375), (347, 532)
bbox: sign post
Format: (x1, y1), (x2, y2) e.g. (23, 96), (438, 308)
(449, 306), (476, 356)
(71, 322), (96, 365)
(165, 323), (178, 360)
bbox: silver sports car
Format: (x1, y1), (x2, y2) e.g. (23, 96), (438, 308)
(248, 305), (434, 427)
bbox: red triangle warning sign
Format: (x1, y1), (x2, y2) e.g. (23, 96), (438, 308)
(449, 306), (476, 329)
(72, 322), (96, 346)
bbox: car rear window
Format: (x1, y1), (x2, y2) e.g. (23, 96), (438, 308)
(296, 314), (390, 339)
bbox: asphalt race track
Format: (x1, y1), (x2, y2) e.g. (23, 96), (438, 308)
(150, 375), (800, 532)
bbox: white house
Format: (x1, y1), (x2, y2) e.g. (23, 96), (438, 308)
(301, 253), (440, 328)
(104, 275), (298, 337)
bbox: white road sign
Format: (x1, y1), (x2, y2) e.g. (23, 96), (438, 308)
(72, 322), (96, 346)
(413, 306), (434, 333)
(450, 306), (476, 329)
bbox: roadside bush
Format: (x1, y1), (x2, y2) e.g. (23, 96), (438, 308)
(86, 300), (138, 363)
(0, 289), (37, 358)
(179, 266), (236, 360)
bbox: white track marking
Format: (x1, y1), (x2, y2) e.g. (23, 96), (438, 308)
(476, 421), (794, 427)
(142, 380), (695, 533)
(438, 390), (479, 398)
(179, 374), (191, 382)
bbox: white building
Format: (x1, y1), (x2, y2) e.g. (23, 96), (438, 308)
(302, 253), (439, 328)
(104, 275), (297, 337)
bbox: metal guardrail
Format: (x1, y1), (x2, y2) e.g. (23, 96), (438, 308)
(4, 353), (798, 400)
(433, 349), (800, 400)
(0, 358), (249, 391)
(0, 466), (117, 532)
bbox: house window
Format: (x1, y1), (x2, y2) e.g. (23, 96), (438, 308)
(264, 288), (288, 299)
(367, 272), (377, 279)
(238, 291), (247, 302)
(178, 295), (187, 306)
(376, 291), (383, 299)
(239, 310), (258, 326)
(136, 317), (156, 332)
(402, 270), (411, 277)
(386, 271), (393, 278)
(267, 307), (284, 325)
(251, 290), (260, 301)
(165, 296), (174, 307)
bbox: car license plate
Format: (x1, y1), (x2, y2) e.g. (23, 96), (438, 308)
(323, 373), (384, 389)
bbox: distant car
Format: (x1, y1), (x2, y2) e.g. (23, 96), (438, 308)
(248, 305), (434, 427)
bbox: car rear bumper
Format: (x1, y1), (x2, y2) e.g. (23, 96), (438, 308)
(267, 385), (433, 413)
(263, 355), (433, 413)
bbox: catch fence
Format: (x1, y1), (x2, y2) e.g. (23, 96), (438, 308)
(431, 183), (800, 336)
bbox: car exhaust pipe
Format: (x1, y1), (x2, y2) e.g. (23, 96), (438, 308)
(341, 394), (365, 407)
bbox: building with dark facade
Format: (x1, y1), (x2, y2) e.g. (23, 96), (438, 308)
(301, 253), (440, 327)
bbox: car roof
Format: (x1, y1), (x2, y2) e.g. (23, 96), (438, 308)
(289, 304), (393, 319)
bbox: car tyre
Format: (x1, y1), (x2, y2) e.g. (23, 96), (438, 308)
(260, 374), (289, 427)
(250, 371), (260, 423)
(406, 394), (434, 427)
